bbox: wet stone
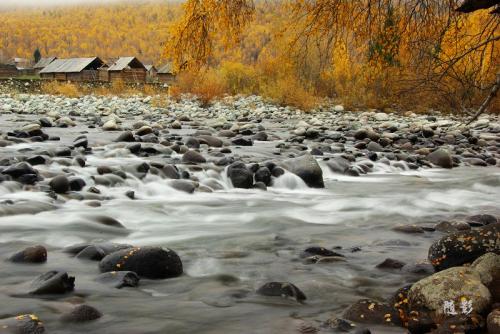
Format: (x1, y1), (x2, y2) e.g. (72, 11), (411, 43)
(75, 242), (132, 261)
(376, 258), (406, 269)
(99, 246), (183, 279)
(95, 271), (140, 289)
(0, 314), (45, 334)
(428, 223), (500, 270)
(60, 305), (102, 323)
(343, 299), (402, 326)
(227, 162), (253, 189)
(9, 245), (47, 263)
(28, 271), (75, 295)
(49, 175), (70, 194)
(256, 282), (306, 303)
(301, 246), (344, 258)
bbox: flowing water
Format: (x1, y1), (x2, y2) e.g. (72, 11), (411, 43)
(0, 110), (499, 333)
(1, 149), (499, 333)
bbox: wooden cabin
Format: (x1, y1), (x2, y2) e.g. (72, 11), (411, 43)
(107, 57), (147, 83)
(145, 65), (158, 82)
(98, 64), (110, 82)
(157, 63), (175, 84)
(33, 57), (57, 74)
(39, 57), (105, 81)
(0, 63), (19, 78)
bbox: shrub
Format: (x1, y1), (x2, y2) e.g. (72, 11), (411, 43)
(41, 81), (82, 97)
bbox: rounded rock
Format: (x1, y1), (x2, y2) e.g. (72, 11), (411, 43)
(9, 245), (47, 263)
(99, 246), (183, 279)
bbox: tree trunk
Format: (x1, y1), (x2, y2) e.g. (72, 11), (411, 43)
(467, 73), (500, 125)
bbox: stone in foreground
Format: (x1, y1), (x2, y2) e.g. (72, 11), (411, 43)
(408, 267), (491, 316)
(99, 246), (183, 279)
(343, 299), (402, 326)
(29, 271), (75, 295)
(0, 314), (45, 334)
(428, 223), (500, 270)
(9, 245), (47, 263)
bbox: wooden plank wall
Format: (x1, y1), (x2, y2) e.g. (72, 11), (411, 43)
(109, 69), (147, 83)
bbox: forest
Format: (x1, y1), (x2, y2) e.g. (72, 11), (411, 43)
(0, 0), (498, 112)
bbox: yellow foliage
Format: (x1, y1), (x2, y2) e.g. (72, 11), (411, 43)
(219, 61), (258, 95)
(41, 81), (82, 98)
(1, 1), (497, 112)
(172, 69), (227, 107)
(261, 77), (318, 111)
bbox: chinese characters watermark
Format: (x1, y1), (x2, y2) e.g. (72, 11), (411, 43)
(443, 298), (473, 316)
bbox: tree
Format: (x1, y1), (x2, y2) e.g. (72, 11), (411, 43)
(166, 1), (499, 112)
(33, 48), (42, 64)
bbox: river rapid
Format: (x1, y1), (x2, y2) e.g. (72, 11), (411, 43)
(0, 94), (499, 333)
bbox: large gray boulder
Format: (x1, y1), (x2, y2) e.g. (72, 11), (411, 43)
(427, 148), (453, 168)
(408, 267), (491, 316)
(227, 162), (253, 189)
(280, 154), (324, 188)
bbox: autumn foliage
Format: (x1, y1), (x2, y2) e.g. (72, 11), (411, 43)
(0, 1), (498, 112)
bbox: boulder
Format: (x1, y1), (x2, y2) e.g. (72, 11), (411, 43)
(0, 314), (45, 334)
(300, 246), (343, 258)
(167, 179), (196, 193)
(466, 214), (498, 227)
(9, 245), (47, 263)
(428, 223), (500, 270)
(1, 162), (36, 178)
(102, 119), (119, 131)
(60, 305), (102, 323)
(182, 150), (206, 164)
(95, 271), (140, 289)
(232, 137), (253, 146)
(49, 175), (70, 194)
(408, 267), (491, 316)
(99, 246), (183, 279)
(73, 242), (132, 261)
(326, 157), (351, 174)
(197, 135), (223, 147)
(227, 162), (253, 189)
(254, 167), (271, 186)
(344, 299), (402, 326)
(29, 271), (75, 295)
(115, 131), (135, 142)
(487, 309), (500, 334)
(256, 282), (306, 302)
(280, 154), (324, 188)
(427, 149), (453, 168)
(471, 253), (500, 301)
(376, 258), (406, 269)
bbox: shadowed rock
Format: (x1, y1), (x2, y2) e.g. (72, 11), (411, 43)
(99, 246), (183, 279)
(29, 271), (75, 295)
(95, 271), (140, 288)
(0, 314), (45, 334)
(9, 245), (47, 263)
(256, 282), (306, 302)
(60, 305), (102, 323)
(428, 223), (499, 270)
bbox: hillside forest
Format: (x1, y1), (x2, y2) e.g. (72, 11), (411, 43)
(0, 0), (498, 112)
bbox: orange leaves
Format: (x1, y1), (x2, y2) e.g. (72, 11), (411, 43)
(165, 0), (255, 71)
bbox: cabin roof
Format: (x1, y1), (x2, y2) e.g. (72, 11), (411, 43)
(40, 57), (104, 74)
(157, 63), (174, 74)
(108, 57), (146, 71)
(34, 57), (57, 69)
